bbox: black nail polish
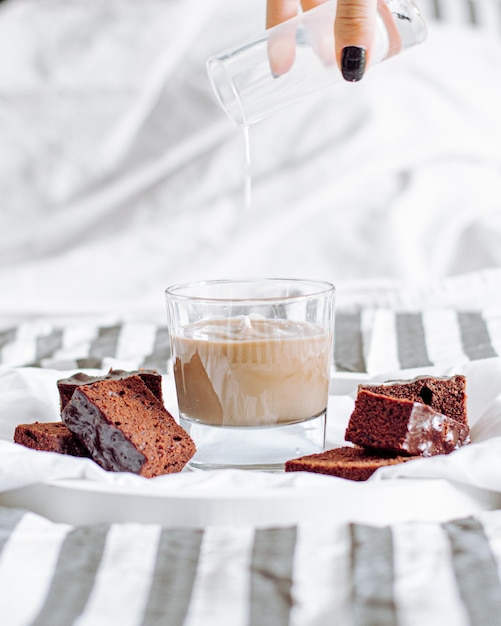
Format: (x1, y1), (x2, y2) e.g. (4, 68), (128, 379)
(341, 46), (367, 82)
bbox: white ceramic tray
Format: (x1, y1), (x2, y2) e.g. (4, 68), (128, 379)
(1, 473), (500, 528)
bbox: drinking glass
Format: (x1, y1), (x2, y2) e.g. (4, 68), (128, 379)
(166, 278), (336, 470)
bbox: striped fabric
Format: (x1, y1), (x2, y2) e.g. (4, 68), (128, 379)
(1, 309), (499, 375)
(0, 0), (498, 25)
(335, 308), (501, 374)
(419, 0), (501, 32)
(0, 321), (172, 373)
(2, 508), (501, 626)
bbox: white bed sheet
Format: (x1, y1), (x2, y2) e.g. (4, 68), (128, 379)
(0, 0), (500, 319)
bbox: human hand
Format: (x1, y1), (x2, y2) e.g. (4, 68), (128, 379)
(266, 0), (378, 82)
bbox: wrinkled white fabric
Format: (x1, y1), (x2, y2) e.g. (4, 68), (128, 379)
(0, 0), (500, 317)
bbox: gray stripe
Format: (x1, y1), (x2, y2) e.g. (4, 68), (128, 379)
(350, 524), (397, 626)
(88, 324), (121, 360)
(33, 328), (64, 365)
(431, 0), (442, 20)
(466, 0), (478, 24)
(141, 528), (203, 626)
(457, 312), (497, 360)
(272, 303), (289, 320)
(334, 312), (366, 373)
(396, 312), (433, 369)
(141, 326), (171, 374)
(30, 524), (109, 626)
(0, 508), (25, 556)
(0, 327), (17, 362)
(444, 517), (501, 626)
(76, 357), (106, 369)
(248, 526), (297, 626)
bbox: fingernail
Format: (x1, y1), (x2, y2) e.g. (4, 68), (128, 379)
(341, 46), (367, 82)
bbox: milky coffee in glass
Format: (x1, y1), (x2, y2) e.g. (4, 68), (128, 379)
(166, 279), (335, 470)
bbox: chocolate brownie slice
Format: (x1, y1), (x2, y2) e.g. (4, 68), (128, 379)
(359, 374), (467, 424)
(285, 446), (418, 481)
(14, 421), (91, 457)
(345, 390), (470, 457)
(61, 375), (195, 477)
(57, 368), (163, 410)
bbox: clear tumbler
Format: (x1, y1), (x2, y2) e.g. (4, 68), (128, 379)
(166, 278), (336, 470)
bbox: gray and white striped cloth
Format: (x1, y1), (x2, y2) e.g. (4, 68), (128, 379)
(1, 308), (499, 375)
(335, 308), (501, 374)
(419, 0), (501, 32)
(2, 507), (501, 626)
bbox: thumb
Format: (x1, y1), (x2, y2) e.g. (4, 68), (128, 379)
(334, 0), (378, 81)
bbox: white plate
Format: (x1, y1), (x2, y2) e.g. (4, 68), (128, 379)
(1, 474), (500, 528)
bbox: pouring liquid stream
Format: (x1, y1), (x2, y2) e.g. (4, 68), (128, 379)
(243, 125), (252, 209)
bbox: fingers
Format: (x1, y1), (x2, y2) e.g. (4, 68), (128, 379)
(266, 0), (301, 28)
(302, 0), (336, 66)
(266, 0), (378, 81)
(266, 0), (299, 76)
(266, 0), (334, 75)
(334, 0), (378, 81)
(300, 0), (329, 10)
(267, 26), (297, 76)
